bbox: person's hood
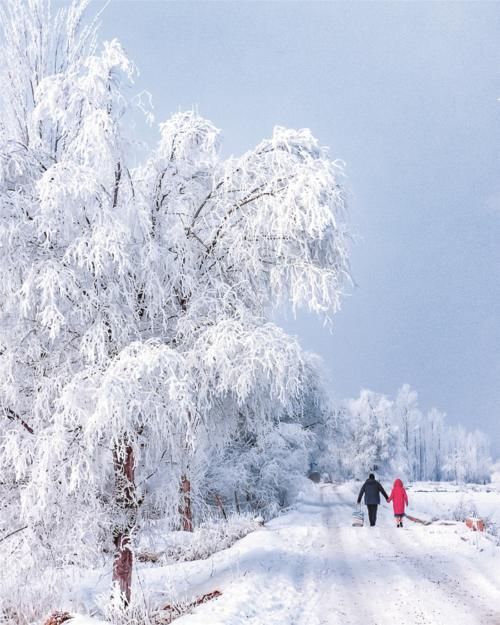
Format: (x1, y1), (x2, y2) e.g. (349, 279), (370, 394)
(393, 478), (404, 488)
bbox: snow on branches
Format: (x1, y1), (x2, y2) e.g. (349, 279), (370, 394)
(0, 0), (351, 609)
(332, 385), (493, 484)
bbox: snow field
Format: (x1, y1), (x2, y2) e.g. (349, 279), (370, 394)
(44, 481), (500, 625)
(406, 481), (500, 525)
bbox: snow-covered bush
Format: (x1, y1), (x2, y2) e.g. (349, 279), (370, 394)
(138, 515), (258, 565)
(201, 421), (314, 520)
(486, 522), (500, 546)
(452, 498), (479, 522)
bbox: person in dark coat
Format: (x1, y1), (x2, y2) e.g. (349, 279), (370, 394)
(356, 473), (389, 527)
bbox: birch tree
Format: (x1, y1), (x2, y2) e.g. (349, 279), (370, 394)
(345, 390), (396, 478)
(0, 0), (351, 607)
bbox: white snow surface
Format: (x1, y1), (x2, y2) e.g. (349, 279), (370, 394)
(72, 481), (500, 625)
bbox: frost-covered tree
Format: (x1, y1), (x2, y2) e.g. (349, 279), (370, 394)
(203, 419), (314, 519)
(443, 427), (492, 484)
(442, 426), (469, 483)
(333, 385), (492, 484)
(425, 408), (446, 481)
(344, 389), (397, 478)
(393, 384), (421, 479)
(298, 358), (346, 480)
(0, 0), (350, 607)
(198, 353), (333, 518)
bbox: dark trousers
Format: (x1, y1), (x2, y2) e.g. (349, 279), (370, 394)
(367, 504), (378, 526)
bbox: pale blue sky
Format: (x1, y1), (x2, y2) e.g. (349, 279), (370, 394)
(95, 0), (500, 453)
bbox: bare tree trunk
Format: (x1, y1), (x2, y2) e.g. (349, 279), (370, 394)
(215, 494), (227, 520)
(180, 475), (193, 532)
(112, 442), (136, 605)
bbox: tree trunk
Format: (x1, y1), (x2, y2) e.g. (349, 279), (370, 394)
(112, 442), (136, 605)
(215, 494), (227, 520)
(180, 475), (193, 532)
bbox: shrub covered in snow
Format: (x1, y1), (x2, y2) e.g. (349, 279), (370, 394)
(201, 421), (314, 520)
(137, 514), (259, 565)
(452, 498), (479, 522)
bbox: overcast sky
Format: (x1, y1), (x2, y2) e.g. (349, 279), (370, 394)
(95, 0), (500, 454)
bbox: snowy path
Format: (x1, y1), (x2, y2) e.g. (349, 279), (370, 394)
(175, 483), (500, 625)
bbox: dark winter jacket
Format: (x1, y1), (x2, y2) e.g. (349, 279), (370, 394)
(357, 478), (389, 505)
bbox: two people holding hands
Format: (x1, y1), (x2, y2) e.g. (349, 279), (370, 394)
(357, 473), (408, 527)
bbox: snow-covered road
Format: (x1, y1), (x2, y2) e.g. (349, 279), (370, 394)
(176, 482), (500, 625)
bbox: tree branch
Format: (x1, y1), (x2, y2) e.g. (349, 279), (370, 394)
(0, 525), (28, 544)
(112, 161), (122, 208)
(201, 179), (291, 267)
(4, 408), (34, 435)
(188, 178), (226, 231)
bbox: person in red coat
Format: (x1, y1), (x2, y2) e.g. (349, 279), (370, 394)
(387, 478), (408, 527)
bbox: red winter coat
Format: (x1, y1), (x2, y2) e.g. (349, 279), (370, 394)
(387, 479), (408, 515)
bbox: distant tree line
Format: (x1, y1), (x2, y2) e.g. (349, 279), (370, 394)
(311, 384), (492, 485)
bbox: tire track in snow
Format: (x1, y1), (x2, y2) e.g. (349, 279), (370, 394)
(318, 484), (500, 625)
